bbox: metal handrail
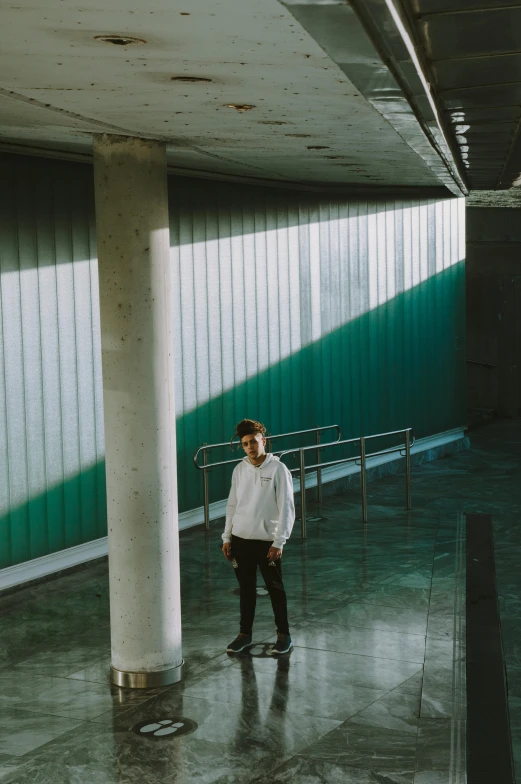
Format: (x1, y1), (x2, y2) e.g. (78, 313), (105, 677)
(280, 428), (416, 471)
(193, 424), (340, 470)
(193, 424), (341, 531)
(279, 428), (415, 537)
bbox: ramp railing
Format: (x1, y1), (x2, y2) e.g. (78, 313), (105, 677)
(193, 424), (341, 531)
(279, 428), (415, 538)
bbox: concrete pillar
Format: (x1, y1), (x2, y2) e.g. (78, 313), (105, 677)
(93, 134), (183, 688)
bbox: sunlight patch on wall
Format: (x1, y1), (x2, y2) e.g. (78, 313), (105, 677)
(172, 198), (465, 416)
(0, 254), (104, 520)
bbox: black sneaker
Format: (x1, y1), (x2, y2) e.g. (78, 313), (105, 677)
(268, 634), (293, 655)
(226, 634), (253, 653)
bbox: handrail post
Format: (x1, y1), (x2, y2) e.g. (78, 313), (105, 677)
(202, 443), (210, 532)
(299, 448), (307, 539)
(405, 429), (412, 511)
(315, 425), (322, 504)
(360, 437), (368, 523)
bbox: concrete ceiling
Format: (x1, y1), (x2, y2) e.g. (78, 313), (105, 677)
(0, 0), (466, 192)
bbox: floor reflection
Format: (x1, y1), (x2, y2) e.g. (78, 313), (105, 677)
(234, 655), (291, 757)
(2, 420), (521, 782)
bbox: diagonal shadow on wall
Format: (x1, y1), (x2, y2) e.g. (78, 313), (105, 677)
(0, 261), (465, 569)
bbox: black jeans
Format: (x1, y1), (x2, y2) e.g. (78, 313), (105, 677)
(231, 534), (290, 636)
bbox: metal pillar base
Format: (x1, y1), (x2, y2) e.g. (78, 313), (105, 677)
(110, 660), (184, 689)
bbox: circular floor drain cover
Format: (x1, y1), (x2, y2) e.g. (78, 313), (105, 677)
(132, 717), (197, 740)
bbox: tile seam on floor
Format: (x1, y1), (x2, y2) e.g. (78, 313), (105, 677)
(307, 620), (428, 637)
(450, 510), (467, 783)
(146, 690), (350, 725)
(415, 511), (467, 782)
(290, 643), (426, 665)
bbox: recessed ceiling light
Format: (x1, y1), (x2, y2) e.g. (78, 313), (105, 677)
(171, 76), (212, 83)
(224, 104), (255, 112)
(259, 121), (287, 125)
(94, 35), (146, 46)
(307, 146), (329, 150)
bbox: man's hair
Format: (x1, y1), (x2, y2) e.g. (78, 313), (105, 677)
(234, 418), (266, 441)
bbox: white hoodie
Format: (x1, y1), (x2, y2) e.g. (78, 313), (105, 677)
(222, 454), (295, 549)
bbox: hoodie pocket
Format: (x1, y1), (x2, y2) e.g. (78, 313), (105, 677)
(263, 519), (278, 538)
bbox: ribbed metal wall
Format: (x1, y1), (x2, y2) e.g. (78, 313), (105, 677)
(0, 155), (105, 569)
(0, 153), (465, 568)
(169, 180), (466, 511)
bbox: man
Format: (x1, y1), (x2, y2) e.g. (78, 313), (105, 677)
(222, 418), (295, 655)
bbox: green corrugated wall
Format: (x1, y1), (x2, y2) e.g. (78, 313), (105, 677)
(0, 154), (105, 570)
(0, 153), (466, 569)
(170, 180), (466, 511)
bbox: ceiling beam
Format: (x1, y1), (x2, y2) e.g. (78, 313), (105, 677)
(281, 0), (468, 196)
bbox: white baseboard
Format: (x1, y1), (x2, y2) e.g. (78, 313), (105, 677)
(0, 536), (109, 592)
(0, 426), (465, 591)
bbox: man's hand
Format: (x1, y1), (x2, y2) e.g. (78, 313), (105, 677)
(222, 542), (233, 561)
(267, 546), (282, 561)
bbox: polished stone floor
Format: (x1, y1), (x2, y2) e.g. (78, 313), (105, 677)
(0, 419), (519, 783)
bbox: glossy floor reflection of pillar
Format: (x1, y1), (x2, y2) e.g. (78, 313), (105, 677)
(0, 419), (520, 783)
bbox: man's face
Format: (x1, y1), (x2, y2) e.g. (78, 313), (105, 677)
(240, 432), (266, 461)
